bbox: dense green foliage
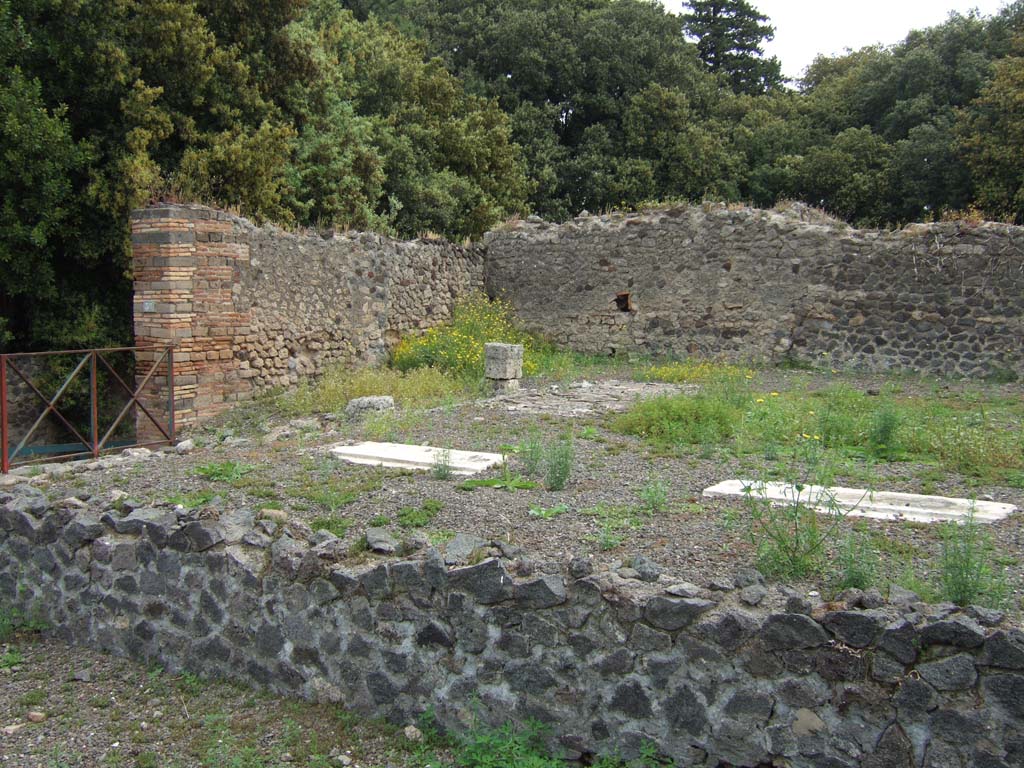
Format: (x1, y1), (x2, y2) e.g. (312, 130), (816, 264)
(1, 0), (525, 350)
(4, 0), (1024, 350)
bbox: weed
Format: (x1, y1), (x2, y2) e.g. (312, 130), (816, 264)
(391, 293), (539, 379)
(295, 472), (383, 511)
(456, 718), (561, 768)
(200, 713), (266, 767)
(0, 602), (47, 642)
(19, 689), (45, 707)
(165, 489), (216, 509)
(984, 366), (1020, 384)
(0, 647), (23, 669)
(893, 566), (939, 603)
(1003, 470), (1024, 489)
(518, 429), (545, 477)
(544, 437), (575, 491)
(457, 477), (538, 492)
(614, 386), (746, 448)
(835, 529), (879, 590)
(643, 358), (754, 385)
(398, 500), (443, 528)
(579, 425), (600, 440)
(311, 516), (353, 537)
(584, 504), (644, 551)
(528, 504), (570, 520)
(427, 529), (457, 545)
(638, 478), (669, 513)
(348, 536), (370, 557)
(195, 461), (255, 482)
(431, 448), (454, 480)
(868, 407), (901, 459)
(369, 514), (391, 527)
(742, 440), (853, 580)
(178, 671), (206, 695)
(938, 509), (1008, 607)
(283, 365), (468, 415)
(362, 409), (426, 442)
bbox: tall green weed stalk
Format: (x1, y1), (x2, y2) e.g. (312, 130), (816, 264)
(939, 508), (1008, 607)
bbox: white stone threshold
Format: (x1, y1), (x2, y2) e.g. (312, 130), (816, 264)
(330, 442), (503, 476)
(702, 479), (1018, 524)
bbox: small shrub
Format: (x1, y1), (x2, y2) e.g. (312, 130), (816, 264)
(19, 689), (45, 707)
(938, 509), (1008, 607)
(745, 486), (828, 580)
(544, 438), (575, 491)
(638, 478), (668, 513)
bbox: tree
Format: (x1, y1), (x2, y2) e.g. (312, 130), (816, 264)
(683, 0), (783, 95)
(1, 0), (527, 351)
(957, 40), (1024, 222)
(792, 128), (895, 224)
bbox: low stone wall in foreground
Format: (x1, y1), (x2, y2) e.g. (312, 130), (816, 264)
(2, 484), (1023, 767)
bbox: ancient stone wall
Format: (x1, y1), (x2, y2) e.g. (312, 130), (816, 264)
(131, 205), (483, 432)
(3, 483), (1023, 768)
(484, 204), (1024, 378)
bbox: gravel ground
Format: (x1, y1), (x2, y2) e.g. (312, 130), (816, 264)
(0, 633), (449, 768)
(2, 366), (1023, 765)
(28, 367), (1024, 604)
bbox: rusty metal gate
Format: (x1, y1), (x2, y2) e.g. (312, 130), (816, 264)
(0, 345), (175, 473)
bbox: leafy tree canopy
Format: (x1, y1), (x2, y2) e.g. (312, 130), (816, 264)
(4, 0), (1024, 351)
(1, 0), (525, 350)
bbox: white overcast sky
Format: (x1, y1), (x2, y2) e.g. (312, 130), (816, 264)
(661, 1), (1012, 79)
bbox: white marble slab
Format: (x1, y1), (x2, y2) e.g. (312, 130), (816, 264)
(702, 479), (1017, 524)
(330, 442), (503, 475)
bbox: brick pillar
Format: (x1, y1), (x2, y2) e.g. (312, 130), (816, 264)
(131, 204), (252, 439)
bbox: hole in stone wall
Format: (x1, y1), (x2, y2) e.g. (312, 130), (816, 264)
(614, 292), (635, 312)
